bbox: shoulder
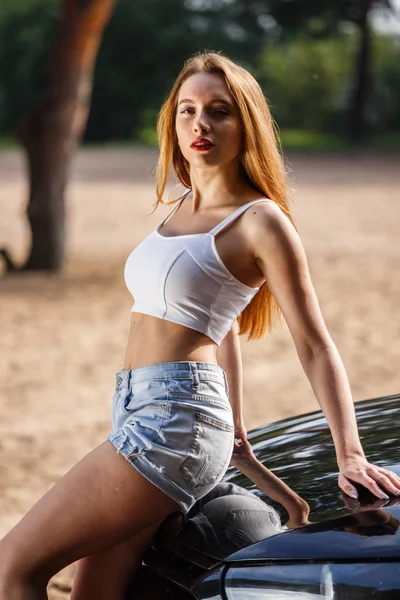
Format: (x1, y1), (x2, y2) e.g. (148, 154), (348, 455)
(243, 198), (291, 230)
(242, 199), (298, 256)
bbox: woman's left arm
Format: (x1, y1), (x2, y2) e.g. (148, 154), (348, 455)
(217, 320), (247, 445)
(249, 203), (400, 500)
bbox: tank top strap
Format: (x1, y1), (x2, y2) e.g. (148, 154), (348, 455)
(209, 198), (273, 237)
(158, 189), (191, 229)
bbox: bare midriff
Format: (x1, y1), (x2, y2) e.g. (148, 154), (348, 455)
(123, 313), (218, 370)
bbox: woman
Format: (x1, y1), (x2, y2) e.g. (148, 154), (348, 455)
(1, 51), (399, 600)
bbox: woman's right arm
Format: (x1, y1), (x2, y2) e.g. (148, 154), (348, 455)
(217, 320), (247, 443)
(231, 439), (310, 528)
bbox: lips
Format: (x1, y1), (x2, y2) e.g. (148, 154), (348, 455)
(190, 138), (214, 150)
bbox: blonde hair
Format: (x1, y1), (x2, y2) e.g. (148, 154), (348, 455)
(156, 51), (293, 340)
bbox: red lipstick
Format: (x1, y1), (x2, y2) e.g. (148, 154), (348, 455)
(190, 137), (214, 151)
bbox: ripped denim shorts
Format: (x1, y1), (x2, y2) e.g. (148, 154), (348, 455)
(107, 361), (234, 513)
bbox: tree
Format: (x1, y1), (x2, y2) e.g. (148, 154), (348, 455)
(1, 0), (116, 272)
(267, 0), (395, 140)
(256, 36), (355, 133)
(85, 0), (268, 143)
(348, 0), (374, 141)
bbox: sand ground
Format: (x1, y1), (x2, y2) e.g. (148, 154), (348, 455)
(0, 147), (399, 597)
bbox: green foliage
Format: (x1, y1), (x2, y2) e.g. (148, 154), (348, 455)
(255, 29), (400, 136)
(0, 0), (61, 133)
(256, 33), (357, 134)
(369, 33), (400, 130)
(0, 135), (18, 149)
(279, 130), (351, 151)
(0, 0), (399, 142)
(364, 132), (400, 149)
(85, 0), (266, 141)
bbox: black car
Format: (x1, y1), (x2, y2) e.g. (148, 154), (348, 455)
(131, 393), (400, 599)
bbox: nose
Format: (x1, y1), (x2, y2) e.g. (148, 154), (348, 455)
(193, 112), (210, 135)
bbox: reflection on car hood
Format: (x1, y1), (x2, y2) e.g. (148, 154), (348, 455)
(225, 394), (400, 522)
(179, 394), (400, 562)
(227, 505), (400, 562)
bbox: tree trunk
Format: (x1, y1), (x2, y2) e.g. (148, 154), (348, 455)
(349, 0), (372, 142)
(16, 0), (116, 271)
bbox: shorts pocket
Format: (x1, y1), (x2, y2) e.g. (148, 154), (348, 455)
(179, 412), (234, 489)
(122, 379), (166, 413)
(120, 380), (170, 446)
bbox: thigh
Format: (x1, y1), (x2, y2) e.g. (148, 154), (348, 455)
(1, 441), (180, 583)
(71, 519), (163, 600)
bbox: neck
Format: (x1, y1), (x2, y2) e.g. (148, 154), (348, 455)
(188, 162), (250, 212)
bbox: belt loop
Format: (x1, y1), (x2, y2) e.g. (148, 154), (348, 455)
(190, 362), (200, 390)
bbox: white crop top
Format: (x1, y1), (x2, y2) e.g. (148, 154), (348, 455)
(124, 195), (272, 345)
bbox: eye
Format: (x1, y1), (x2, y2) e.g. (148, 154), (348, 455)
(180, 107), (195, 115)
(212, 108), (229, 116)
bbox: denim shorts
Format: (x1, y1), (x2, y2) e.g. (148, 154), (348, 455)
(107, 361), (234, 513)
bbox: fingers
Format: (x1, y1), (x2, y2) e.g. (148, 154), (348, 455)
(339, 471), (387, 501)
(338, 474), (360, 500)
(365, 466), (400, 498)
(385, 496), (400, 508)
(234, 427), (247, 444)
(341, 491), (386, 512)
(376, 467), (400, 494)
(234, 437), (250, 450)
(361, 473), (388, 500)
(339, 466), (400, 502)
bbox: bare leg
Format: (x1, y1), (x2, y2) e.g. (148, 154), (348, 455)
(71, 519), (163, 600)
(0, 441), (181, 600)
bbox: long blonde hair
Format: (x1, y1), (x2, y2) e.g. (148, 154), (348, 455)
(156, 51), (293, 340)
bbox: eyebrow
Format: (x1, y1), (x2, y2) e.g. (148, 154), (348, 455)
(178, 98), (233, 106)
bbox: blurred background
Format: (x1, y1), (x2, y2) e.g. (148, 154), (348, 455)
(1, 0), (400, 148)
(0, 1), (399, 595)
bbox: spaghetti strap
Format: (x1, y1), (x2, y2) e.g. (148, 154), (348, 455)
(158, 189), (191, 229)
(209, 198), (273, 237)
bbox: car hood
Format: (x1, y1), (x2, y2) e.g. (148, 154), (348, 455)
(226, 394), (400, 521)
(226, 505), (400, 562)
(174, 394), (400, 564)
